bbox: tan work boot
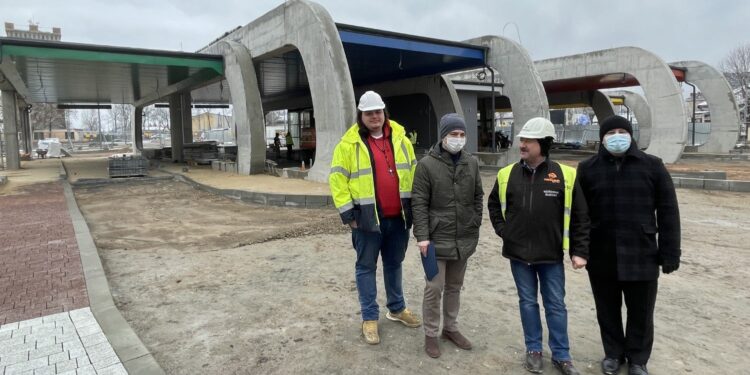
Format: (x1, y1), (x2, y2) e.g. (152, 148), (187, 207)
(386, 308), (422, 328)
(362, 320), (380, 344)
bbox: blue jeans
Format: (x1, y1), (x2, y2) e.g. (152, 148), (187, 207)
(351, 217), (408, 321)
(510, 260), (571, 361)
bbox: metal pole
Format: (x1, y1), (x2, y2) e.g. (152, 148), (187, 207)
(685, 81), (697, 146)
(488, 65), (496, 152)
(96, 106), (103, 149)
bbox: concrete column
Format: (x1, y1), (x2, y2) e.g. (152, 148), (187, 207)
(181, 92), (193, 145)
(17, 104), (32, 153)
(458, 91), (479, 153)
(591, 90), (616, 124)
(671, 60), (742, 153)
(23, 107), (32, 153)
(217, 40), (266, 174)
(130, 105), (143, 154)
(169, 94), (186, 162)
(1, 90), (20, 169)
(605, 90), (651, 147)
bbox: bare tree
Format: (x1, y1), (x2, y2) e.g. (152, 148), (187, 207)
(81, 110), (99, 132)
(107, 105), (132, 140)
(719, 42), (750, 141)
(29, 103), (65, 137)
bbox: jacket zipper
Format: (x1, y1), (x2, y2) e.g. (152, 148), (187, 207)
(526, 168), (536, 261)
(452, 158), (461, 259)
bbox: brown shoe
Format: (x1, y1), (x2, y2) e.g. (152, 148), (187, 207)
(425, 335), (441, 358)
(441, 329), (472, 350)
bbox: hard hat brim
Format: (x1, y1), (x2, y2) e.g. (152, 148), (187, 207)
(516, 133), (556, 141)
(358, 104), (386, 111)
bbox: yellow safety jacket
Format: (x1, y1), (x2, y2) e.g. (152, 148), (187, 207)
(329, 120), (417, 232)
(497, 162), (576, 251)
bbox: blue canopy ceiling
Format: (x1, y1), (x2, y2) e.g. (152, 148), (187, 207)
(252, 24), (487, 100)
(337, 23), (486, 86)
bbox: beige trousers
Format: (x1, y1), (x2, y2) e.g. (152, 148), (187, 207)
(422, 258), (468, 337)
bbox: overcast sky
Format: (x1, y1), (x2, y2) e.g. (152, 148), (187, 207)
(2, 0), (748, 68)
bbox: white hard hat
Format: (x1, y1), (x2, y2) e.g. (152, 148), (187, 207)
(517, 117), (556, 140)
(357, 91), (386, 111)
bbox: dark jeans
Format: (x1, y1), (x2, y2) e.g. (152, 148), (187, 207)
(286, 145), (293, 160)
(588, 273), (658, 365)
(510, 260), (571, 361)
(351, 217), (408, 321)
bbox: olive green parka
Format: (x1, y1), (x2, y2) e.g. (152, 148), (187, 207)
(411, 143), (483, 260)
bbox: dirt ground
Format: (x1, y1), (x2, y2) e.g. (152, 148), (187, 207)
(0, 158), (63, 195)
(70, 173), (749, 375)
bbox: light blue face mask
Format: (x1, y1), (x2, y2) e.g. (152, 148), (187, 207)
(604, 133), (631, 154)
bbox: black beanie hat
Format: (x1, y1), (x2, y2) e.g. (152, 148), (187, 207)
(599, 116), (633, 140)
(439, 113), (467, 139)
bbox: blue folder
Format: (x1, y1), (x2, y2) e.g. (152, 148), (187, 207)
(421, 242), (439, 281)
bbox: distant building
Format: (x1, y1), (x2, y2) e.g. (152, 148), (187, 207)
(4, 22), (61, 41)
(192, 112), (234, 143)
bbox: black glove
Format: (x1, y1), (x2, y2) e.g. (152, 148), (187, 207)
(662, 263), (679, 274)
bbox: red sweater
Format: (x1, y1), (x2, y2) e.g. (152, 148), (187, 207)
(367, 129), (401, 218)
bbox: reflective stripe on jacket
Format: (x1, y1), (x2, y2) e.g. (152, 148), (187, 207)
(329, 120), (416, 232)
(487, 159), (589, 264)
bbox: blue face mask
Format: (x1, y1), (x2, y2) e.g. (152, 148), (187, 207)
(604, 133), (631, 154)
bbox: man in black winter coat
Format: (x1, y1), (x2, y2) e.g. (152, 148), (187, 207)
(577, 116), (681, 375)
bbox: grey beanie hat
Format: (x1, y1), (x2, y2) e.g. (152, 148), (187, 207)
(439, 113), (467, 139)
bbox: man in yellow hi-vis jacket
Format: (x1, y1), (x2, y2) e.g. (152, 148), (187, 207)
(488, 117), (590, 375)
(329, 91), (421, 345)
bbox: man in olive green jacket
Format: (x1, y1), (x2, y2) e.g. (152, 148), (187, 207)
(411, 113), (483, 358)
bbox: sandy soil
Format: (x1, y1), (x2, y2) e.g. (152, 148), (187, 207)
(71, 174), (749, 375)
(667, 160), (750, 180)
(0, 158), (62, 195)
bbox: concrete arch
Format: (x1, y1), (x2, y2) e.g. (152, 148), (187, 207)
(217, 41), (266, 174)
(671, 60), (742, 153)
(535, 47), (687, 163)
(591, 90), (616, 123)
(201, 0), (355, 182)
(546, 90), (615, 124)
(605, 90), (651, 147)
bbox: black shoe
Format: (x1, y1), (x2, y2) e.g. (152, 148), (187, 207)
(628, 363), (648, 375)
(552, 359), (581, 375)
(601, 357), (622, 374)
(524, 351), (543, 373)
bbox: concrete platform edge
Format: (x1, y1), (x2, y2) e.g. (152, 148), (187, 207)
(163, 169), (333, 208)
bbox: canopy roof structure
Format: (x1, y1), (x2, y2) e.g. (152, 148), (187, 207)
(0, 37), (224, 104)
(1, 24), (486, 106)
